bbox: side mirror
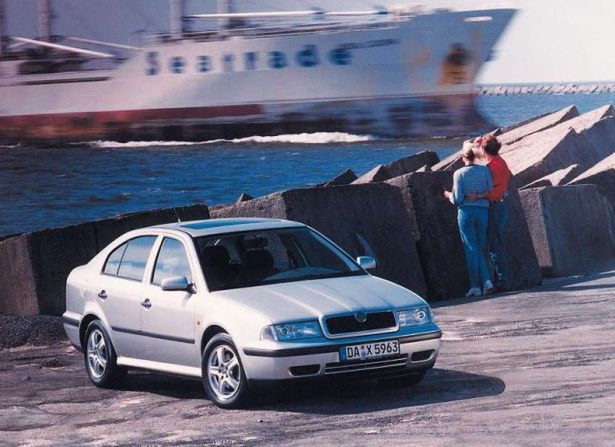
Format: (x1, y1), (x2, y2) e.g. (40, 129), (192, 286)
(356, 256), (376, 270)
(160, 276), (194, 293)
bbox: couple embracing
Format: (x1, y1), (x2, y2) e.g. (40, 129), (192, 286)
(444, 135), (510, 298)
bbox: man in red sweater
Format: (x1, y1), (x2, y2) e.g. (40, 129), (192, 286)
(475, 135), (511, 290)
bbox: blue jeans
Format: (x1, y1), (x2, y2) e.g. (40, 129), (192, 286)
(458, 206), (491, 289)
(488, 201), (509, 286)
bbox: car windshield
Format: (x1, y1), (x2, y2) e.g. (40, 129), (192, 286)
(194, 227), (365, 291)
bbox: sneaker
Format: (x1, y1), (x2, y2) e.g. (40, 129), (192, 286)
(483, 280), (495, 295)
(465, 287), (482, 298)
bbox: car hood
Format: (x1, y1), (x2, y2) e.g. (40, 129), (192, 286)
(215, 275), (426, 323)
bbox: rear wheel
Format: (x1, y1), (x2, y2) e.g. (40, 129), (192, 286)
(83, 320), (126, 388)
(202, 334), (251, 409)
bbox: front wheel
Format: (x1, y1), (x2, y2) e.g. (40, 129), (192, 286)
(202, 334), (251, 409)
(83, 320), (126, 388)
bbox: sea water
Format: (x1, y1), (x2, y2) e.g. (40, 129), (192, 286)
(1, 93), (614, 236)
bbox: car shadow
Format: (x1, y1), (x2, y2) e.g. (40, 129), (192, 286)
(119, 368), (505, 414)
(121, 372), (206, 400)
(252, 368), (505, 414)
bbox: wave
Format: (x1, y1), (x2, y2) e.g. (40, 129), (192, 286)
(214, 132), (374, 144)
(85, 140), (207, 148)
(85, 132), (374, 148)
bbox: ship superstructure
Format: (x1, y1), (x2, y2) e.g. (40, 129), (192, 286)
(0, 1), (515, 143)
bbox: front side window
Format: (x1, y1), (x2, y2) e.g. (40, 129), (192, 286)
(152, 238), (192, 285)
(194, 227), (364, 291)
(114, 236), (157, 281)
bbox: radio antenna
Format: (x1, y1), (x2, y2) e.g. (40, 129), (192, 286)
(173, 207), (182, 223)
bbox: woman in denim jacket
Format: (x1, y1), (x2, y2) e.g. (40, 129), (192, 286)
(444, 145), (494, 297)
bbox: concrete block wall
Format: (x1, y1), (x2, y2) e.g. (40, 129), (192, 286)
(387, 173), (541, 301)
(211, 184), (428, 298)
(0, 204), (210, 316)
(519, 185), (615, 277)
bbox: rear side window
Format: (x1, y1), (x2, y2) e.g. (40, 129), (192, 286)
(103, 242), (128, 276)
(152, 238), (192, 285)
(104, 236), (157, 281)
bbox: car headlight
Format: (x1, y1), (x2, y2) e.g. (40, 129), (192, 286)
(397, 307), (433, 327)
(260, 321), (323, 341)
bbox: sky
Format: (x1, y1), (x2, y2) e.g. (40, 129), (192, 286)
(4, 0), (614, 84)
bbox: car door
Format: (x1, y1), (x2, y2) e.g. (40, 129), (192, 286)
(97, 235), (158, 359)
(140, 236), (198, 367)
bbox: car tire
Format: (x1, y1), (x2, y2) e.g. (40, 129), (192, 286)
(202, 333), (251, 409)
(83, 320), (126, 388)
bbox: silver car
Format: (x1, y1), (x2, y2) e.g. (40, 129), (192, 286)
(63, 218), (441, 408)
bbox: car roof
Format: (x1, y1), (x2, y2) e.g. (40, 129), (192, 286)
(154, 217), (306, 237)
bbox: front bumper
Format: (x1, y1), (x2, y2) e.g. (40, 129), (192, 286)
(241, 329), (441, 381)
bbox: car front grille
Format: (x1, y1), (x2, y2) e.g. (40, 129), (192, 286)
(325, 311), (396, 335)
(324, 355), (408, 375)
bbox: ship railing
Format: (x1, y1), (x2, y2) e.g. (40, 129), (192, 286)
(146, 17), (406, 44)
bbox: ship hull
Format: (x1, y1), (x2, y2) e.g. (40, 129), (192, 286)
(0, 9), (514, 144)
(0, 93), (488, 143)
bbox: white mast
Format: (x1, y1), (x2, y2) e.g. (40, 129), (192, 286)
(217, 0), (236, 28)
(169, 0), (185, 39)
(38, 0), (52, 42)
(0, 0), (5, 58)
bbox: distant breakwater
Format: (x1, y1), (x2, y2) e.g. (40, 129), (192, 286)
(476, 83), (615, 96)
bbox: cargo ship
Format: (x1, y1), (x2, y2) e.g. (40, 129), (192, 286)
(0, 1), (515, 144)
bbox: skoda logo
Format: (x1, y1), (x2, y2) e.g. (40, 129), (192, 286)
(355, 312), (367, 323)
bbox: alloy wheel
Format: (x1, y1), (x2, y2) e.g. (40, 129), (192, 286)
(86, 328), (108, 379)
(207, 345), (241, 401)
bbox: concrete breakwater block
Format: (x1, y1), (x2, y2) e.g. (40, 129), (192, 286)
(0, 204), (210, 316)
(433, 105), (585, 173)
(387, 172), (468, 300)
(498, 105), (579, 146)
(502, 111), (615, 188)
(94, 204), (210, 249)
(384, 151), (440, 177)
(503, 105), (615, 155)
(351, 165), (391, 184)
(501, 181), (544, 289)
(211, 184), (428, 297)
(431, 152), (463, 172)
(321, 168), (358, 187)
(519, 185), (615, 277)
(352, 151), (441, 184)
(387, 173), (541, 300)
(237, 193), (254, 203)
(568, 152), (615, 209)
(521, 164), (581, 189)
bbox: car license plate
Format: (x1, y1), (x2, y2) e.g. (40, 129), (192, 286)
(340, 340), (400, 362)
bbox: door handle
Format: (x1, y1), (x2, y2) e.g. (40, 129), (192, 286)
(141, 298), (152, 309)
(97, 290), (107, 300)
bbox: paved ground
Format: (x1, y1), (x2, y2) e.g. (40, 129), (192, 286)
(1, 270), (615, 446)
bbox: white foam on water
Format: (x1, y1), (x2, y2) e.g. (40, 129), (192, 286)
(218, 132), (374, 144)
(84, 132), (374, 148)
(86, 140), (207, 148)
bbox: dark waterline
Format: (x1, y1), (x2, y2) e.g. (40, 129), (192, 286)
(1, 93), (614, 237)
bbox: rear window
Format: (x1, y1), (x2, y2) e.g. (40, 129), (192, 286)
(103, 236), (157, 281)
